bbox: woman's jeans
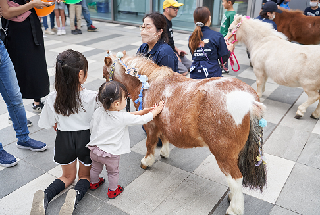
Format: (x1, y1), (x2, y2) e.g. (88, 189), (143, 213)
(0, 41), (29, 143)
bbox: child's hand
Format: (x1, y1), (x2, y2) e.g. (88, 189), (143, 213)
(151, 101), (164, 117)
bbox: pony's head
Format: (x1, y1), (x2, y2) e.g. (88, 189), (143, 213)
(103, 50), (130, 82)
(225, 15), (248, 45)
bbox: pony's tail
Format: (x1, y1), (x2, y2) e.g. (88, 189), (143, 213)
(238, 101), (267, 192)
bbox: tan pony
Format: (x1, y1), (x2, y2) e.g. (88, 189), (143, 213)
(274, 9), (320, 45)
(103, 52), (266, 215)
(226, 15), (320, 119)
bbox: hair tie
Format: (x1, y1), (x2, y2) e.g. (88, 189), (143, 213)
(110, 98), (113, 102)
(195, 22), (204, 27)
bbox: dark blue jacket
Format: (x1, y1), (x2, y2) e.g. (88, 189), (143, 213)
(256, 15), (277, 30)
(189, 26), (229, 79)
(137, 40), (178, 72)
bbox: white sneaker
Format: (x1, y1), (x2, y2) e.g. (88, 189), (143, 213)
(57, 29), (62, 36)
(61, 29), (66, 35)
(44, 29), (55, 35)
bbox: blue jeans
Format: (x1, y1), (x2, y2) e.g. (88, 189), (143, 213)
(0, 41), (29, 143)
(74, 0), (92, 27)
(43, 11), (55, 30)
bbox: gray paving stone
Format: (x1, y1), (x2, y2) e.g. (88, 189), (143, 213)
(128, 125), (147, 147)
(276, 163), (320, 214)
(263, 121), (276, 142)
(160, 147), (211, 172)
(268, 85), (303, 105)
(112, 44), (140, 53)
(270, 205), (300, 215)
(236, 76), (256, 86)
(77, 34), (124, 46)
(83, 78), (106, 91)
(210, 193), (274, 215)
(91, 202), (129, 215)
(0, 160), (44, 199)
(83, 48), (106, 58)
(227, 64), (250, 77)
(0, 101), (8, 115)
(264, 124), (310, 161)
(298, 133), (320, 170)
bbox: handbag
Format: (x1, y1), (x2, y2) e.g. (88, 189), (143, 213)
(0, 20), (9, 42)
(6, 0), (31, 22)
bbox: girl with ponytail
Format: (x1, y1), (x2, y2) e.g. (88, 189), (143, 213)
(188, 7), (234, 79)
(31, 49), (99, 214)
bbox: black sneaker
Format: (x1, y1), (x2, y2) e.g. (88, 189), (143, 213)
(88, 25), (97, 32)
(76, 29), (82, 34)
(32, 102), (44, 113)
(71, 30), (78, 35)
(8, 118), (33, 127)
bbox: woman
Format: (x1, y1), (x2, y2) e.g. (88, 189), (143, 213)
(137, 12), (178, 72)
(1, 0), (51, 112)
(188, 7), (233, 79)
(257, 1), (282, 30)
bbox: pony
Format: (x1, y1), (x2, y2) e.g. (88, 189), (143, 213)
(274, 8), (320, 45)
(103, 52), (267, 215)
(226, 15), (320, 119)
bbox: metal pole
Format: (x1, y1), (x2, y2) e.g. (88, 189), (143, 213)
(111, 0), (115, 21)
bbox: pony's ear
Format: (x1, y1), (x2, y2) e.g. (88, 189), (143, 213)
(234, 14), (242, 24)
(122, 50), (126, 56)
(104, 57), (112, 66)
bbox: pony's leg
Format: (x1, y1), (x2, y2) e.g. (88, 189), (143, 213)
(295, 90), (320, 119)
(254, 69), (267, 98)
(311, 98), (320, 119)
(141, 132), (158, 169)
(215, 158), (244, 215)
(159, 136), (170, 158)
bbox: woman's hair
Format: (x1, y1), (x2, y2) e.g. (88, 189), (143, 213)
(142, 12), (169, 43)
(259, 11), (273, 19)
(98, 81), (129, 111)
(189, 7), (211, 54)
(54, 49), (88, 116)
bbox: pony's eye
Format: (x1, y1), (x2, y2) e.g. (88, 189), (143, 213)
(228, 29), (232, 32)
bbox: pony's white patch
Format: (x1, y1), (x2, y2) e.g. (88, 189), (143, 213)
(226, 91), (255, 125)
(226, 175), (244, 215)
(160, 141), (170, 158)
(161, 106), (170, 125)
(141, 154), (155, 167)
(163, 86), (173, 98)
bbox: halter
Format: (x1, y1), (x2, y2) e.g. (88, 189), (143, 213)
(223, 16), (250, 72)
(108, 52), (149, 111)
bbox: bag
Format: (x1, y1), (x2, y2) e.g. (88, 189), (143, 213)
(7, 0), (31, 22)
(0, 20), (9, 42)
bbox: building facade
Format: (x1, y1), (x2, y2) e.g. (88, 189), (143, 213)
(87, 0), (310, 31)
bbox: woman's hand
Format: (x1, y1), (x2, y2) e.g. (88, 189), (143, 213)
(32, 0), (53, 9)
(227, 43), (235, 53)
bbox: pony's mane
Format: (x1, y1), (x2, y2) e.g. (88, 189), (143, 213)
(121, 55), (174, 81)
(246, 17), (287, 40)
(279, 8), (304, 16)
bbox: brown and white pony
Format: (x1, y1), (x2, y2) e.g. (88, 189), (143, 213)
(103, 53), (266, 215)
(274, 8), (320, 45)
(226, 15), (320, 119)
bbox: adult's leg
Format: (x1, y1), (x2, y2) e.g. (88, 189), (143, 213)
(69, 4), (76, 30)
(76, 5), (82, 30)
(82, 0), (92, 27)
(50, 11), (55, 29)
(43, 16), (48, 30)
(55, 9), (61, 28)
(60, 9), (66, 27)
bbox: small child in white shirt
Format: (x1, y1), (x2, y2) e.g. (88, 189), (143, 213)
(87, 81), (164, 199)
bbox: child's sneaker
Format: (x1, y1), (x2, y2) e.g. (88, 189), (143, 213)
(30, 190), (48, 215)
(0, 149), (18, 167)
(61, 29), (66, 35)
(107, 185), (124, 199)
(17, 138), (47, 152)
(87, 25), (97, 32)
(59, 189), (77, 215)
(89, 177), (105, 190)
(71, 30), (78, 35)
(32, 102), (44, 113)
(76, 29), (82, 34)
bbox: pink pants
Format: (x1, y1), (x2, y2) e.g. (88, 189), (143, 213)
(90, 151), (120, 191)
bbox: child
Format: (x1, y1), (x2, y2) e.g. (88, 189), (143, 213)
(220, 0), (236, 73)
(87, 81), (164, 199)
(30, 49), (99, 215)
(55, 0), (66, 35)
(69, 1), (82, 35)
(304, 0), (320, 16)
(279, 0), (290, 9)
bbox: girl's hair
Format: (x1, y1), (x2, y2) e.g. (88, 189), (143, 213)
(259, 11), (273, 19)
(189, 7), (211, 54)
(54, 49), (88, 116)
(98, 81), (129, 111)
(142, 12), (169, 43)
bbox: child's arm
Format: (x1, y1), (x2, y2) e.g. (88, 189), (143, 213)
(130, 107), (154, 116)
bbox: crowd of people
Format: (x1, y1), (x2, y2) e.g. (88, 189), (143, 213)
(0, 0), (318, 214)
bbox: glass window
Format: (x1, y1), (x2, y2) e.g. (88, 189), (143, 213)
(86, 0), (111, 20)
(114, 0), (151, 24)
(155, 0), (197, 31)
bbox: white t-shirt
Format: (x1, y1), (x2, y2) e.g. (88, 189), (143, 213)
(38, 89), (99, 131)
(87, 107), (154, 155)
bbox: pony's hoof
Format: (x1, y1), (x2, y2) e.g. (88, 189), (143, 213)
(140, 163), (148, 170)
(310, 114), (319, 120)
(227, 195), (231, 203)
(294, 114), (302, 119)
(160, 154), (166, 159)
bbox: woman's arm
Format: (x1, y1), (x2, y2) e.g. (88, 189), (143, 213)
(0, 0), (52, 19)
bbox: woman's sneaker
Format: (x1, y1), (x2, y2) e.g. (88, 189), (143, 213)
(107, 185), (124, 199)
(0, 149), (18, 167)
(16, 138), (47, 152)
(89, 177), (105, 190)
(32, 102), (44, 113)
(30, 190), (48, 215)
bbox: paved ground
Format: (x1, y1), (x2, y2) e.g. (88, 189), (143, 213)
(0, 19), (320, 215)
